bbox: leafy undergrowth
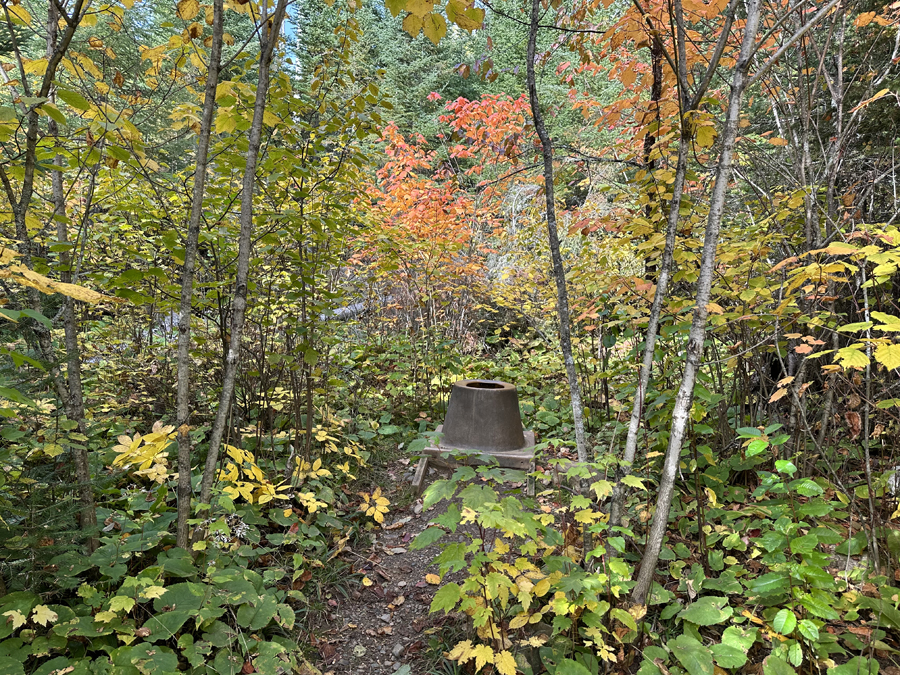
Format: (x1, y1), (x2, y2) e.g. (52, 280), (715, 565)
(407, 445), (900, 675)
(0, 418), (394, 675)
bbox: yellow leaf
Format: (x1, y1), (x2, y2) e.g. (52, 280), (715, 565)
(139, 586), (167, 600)
(875, 344), (900, 370)
(508, 614), (530, 629)
(768, 137), (788, 146)
(7, 5), (31, 25)
(447, 640), (474, 662)
(425, 574), (441, 585)
(94, 610), (117, 623)
(23, 59), (48, 76)
(44, 443), (64, 457)
(362, 576), (373, 587)
(402, 12), (423, 36)
(769, 388), (787, 403)
(109, 596), (135, 613)
(3, 265), (115, 304)
(31, 605), (58, 627)
(533, 578), (550, 597)
(855, 11), (876, 26)
(421, 13), (447, 44)
(263, 110), (280, 126)
(696, 125), (716, 148)
(177, 0), (201, 20)
(851, 88), (890, 113)
(472, 644), (494, 671)
(3, 610), (26, 630)
(0, 247), (20, 265)
(822, 242), (858, 255)
(495, 650), (517, 675)
(405, 0), (434, 17)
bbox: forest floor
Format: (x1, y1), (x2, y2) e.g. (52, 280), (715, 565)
(313, 456), (461, 675)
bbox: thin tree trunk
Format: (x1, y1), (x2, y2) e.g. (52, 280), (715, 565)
(47, 1), (97, 551)
(631, 0), (762, 604)
(174, 0), (226, 550)
(199, 0), (289, 506)
(609, 0), (736, 531)
(526, 0), (587, 467)
(609, 141), (687, 531)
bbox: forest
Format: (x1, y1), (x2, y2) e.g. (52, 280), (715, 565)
(1, 0), (899, 672)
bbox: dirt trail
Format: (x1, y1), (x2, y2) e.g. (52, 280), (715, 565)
(314, 459), (454, 675)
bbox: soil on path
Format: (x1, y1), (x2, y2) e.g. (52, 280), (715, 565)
(313, 458), (461, 675)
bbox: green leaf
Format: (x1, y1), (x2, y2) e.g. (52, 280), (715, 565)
(43, 103), (66, 126)
(746, 439), (768, 457)
(828, 656), (879, 675)
(748, 572), (789, 598)
(56, 89), (91, 112)
(678, 596), (733, 626)
(557, 659), (592, 675)
(0, 656), (25, 675)
(422, 479), (456, 510)
(763, 655), (796, 675)
(772, 608), (797, 635)
(789, 533), (819, 556)
(410, 526), (445, 550)
(430, 582), (460, 614)
(670, 634), (714, 675)
(21, 308), (51, 328)
(836, 531), (867, 555)
(798, 620), (819, 642)
(710, 643), (748, 669)
(799, 591), (840, 621)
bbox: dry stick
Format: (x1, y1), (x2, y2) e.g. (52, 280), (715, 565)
(860, 264), (881, 574)
(609, 0), (738, 533)
(526, 0), (587, 469)
(174, 0), (225, 550)
(631, 0), (762, 605)
(199, 0), (289, 507)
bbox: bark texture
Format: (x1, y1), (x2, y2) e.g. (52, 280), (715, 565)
(526, 0), (588, 466)
(631, 0), (762, 604)
(175, 0), (226, 550)
(200, 0), (289, 506)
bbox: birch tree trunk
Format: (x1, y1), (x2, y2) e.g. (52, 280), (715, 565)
(174, 0), (226, 550)
(609, 0), (736, 531)
(526, 0), (587, 467)
(631, 0), (762, 604)
(199, 0), (289, 506)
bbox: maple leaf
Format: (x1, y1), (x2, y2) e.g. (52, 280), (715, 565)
(109, 596), (136, 614)
(447, 640), (474, 662)
(140, 586), (167, 600)
(495, 650), (517, 675)
(3, 610), (26, 630)
(472, 644), (494, 671)
(31, 605), (58, 626)
(94, 611), (118, 623)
